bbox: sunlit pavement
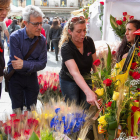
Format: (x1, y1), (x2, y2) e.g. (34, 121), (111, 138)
(0, 43), (61, 120)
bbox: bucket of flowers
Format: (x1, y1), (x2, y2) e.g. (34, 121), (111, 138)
(37, 71), (62, 104)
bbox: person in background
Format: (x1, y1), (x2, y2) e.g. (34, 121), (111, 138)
(0, 0), (10, 98)
(49, 19), (62, 61)
(59, 16), (99, 109)
(117, 20), (140, 62)
(0, 21), (9, 46)
(8, 19), (21, 35)
(61, 19), (65, 29)
(7, 5), (47, 111)
(42, 19), (51, 51)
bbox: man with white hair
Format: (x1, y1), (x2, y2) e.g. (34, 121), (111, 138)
(7, 5), (47, 111)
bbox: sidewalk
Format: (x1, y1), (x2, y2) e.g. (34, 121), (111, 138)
(0, 46), (61, 120)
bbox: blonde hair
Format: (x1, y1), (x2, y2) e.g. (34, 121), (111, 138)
(58, 17), (86, 48)
(0, 0), (10, 8)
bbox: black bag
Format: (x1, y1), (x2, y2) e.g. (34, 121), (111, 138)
(4, 37), (40, 92)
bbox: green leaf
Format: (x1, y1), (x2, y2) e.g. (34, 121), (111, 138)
(29, 132), (39, 140)
(107, 44), (111, 75)
(110, 15), (117, 30)
(108, 121), (117, 130)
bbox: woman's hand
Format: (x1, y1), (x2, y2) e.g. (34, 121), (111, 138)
(86, 91), (100, 109)
(122, 53), (128, 59)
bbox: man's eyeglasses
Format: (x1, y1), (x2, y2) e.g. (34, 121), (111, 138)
(71, 16), (85, 23)
(0, 7), (10, 12)
(29, 21), (43, 27)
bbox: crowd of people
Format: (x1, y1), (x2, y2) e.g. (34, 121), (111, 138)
(0, 0), (139, 115)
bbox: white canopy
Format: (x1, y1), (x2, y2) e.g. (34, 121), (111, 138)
(102, 0), (140, 41)
(8, 4), (24, 17)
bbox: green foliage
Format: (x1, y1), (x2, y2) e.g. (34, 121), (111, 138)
(110, 15), (126, 39)
(41, 130), (55, 140)
(29, 132), (39, 140)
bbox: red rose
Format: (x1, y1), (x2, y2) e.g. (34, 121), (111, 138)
(24, 129), (31, 135)
(137, 88), (140, 91)
(138, 52), (140, 57)
(123, 17), (126, 21)
(93, 59), (101, 66)
(131, 62), (138, 70)
(53, 86), (57, 91)
(40, 88), (45, 94)
(106, 101), (112, 107)
(0, 47), (3, 53)
(116, 20), (122, 25)
(13, 132), (21, 138)
(129, 71), (133, 76)
(10, 114), (17, 119)
(112, 51), (116, 55)
(129, 16), (134, 20)
(132, 72), (140, 79)
(103, 78), (112, 86)
(100, 1), (104, 5)
(4, 126), (11, 135)
(123, 12), (127, 16)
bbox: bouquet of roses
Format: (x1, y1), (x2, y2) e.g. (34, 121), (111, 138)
(91, 45), (120, 139)
(38, 71), (62, 104)
(110, 12), (134, 39)
(92, 44), (138, 139)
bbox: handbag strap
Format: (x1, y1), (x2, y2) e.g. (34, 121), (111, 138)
(6, 36), (40, 80)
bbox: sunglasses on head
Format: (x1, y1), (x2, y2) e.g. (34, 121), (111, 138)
(71, 16), (85, 23)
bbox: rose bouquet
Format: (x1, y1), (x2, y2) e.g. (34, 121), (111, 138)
(110, 12), (134, 39)
(38, 71), (62, 104)
(91, 45), (139, 139)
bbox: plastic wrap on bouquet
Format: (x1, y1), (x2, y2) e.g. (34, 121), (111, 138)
(128, 100), (140, 136)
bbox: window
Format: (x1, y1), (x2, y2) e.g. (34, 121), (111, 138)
(12, 0), (18, 7)
(61, 0), (67, 6)
(26, 0), (31, 6)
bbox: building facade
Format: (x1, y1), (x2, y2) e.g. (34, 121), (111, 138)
(12, 0), (79, 19)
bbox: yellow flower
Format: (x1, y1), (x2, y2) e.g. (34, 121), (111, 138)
(95, 88), (104, 96)
(77, 138), (82, 140)
(98, 116), (107, 125)
(112, 91), (119, 100)
(32, 111), (38, 118)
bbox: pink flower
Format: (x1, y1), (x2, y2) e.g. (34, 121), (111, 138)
(100, 1), (104, 5)
(116, 20), (122, 25)
(123, 12), (127, 16)
(129, 16), (134, 20)
(123, 17), (126, 21)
